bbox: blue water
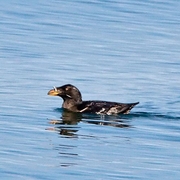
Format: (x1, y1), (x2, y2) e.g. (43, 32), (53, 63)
(0, 0), (180, 179)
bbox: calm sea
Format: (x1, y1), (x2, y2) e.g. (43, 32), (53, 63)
(0, 0), (180, 179)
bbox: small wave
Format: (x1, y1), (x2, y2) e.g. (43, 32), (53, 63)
(128, 112), (180, 120)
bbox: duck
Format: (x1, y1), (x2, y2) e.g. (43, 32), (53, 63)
(47, 84), (139, 115)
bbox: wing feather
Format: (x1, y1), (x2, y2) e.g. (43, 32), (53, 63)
(77, 101), (138, 114)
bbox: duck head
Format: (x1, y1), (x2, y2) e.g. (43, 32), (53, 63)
(47, 84), (82, 103)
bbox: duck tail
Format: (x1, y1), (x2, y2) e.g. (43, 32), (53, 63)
(121, 102), (139, 114)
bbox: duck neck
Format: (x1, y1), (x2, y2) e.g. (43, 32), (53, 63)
(62, 98), (82, 112)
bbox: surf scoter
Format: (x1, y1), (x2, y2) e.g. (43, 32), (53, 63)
(47, 84), (139, 115)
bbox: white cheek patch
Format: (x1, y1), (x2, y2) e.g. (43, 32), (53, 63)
(66, 94), (72, 98)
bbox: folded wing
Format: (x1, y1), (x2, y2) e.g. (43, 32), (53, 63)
(77, 101), (139, 115)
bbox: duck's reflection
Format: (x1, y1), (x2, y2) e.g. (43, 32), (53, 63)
(48, 110), (131, 137)
(48, 110), (81, 137)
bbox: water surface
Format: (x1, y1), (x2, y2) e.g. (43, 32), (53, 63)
(0, 0), (180, 179)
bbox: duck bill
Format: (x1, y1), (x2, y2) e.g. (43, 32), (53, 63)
(47, 89), (59, 96)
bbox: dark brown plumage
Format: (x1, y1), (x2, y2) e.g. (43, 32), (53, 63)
(47, 84), (139, 115)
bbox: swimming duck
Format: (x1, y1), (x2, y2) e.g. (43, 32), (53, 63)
(47, 84), (139, 115)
